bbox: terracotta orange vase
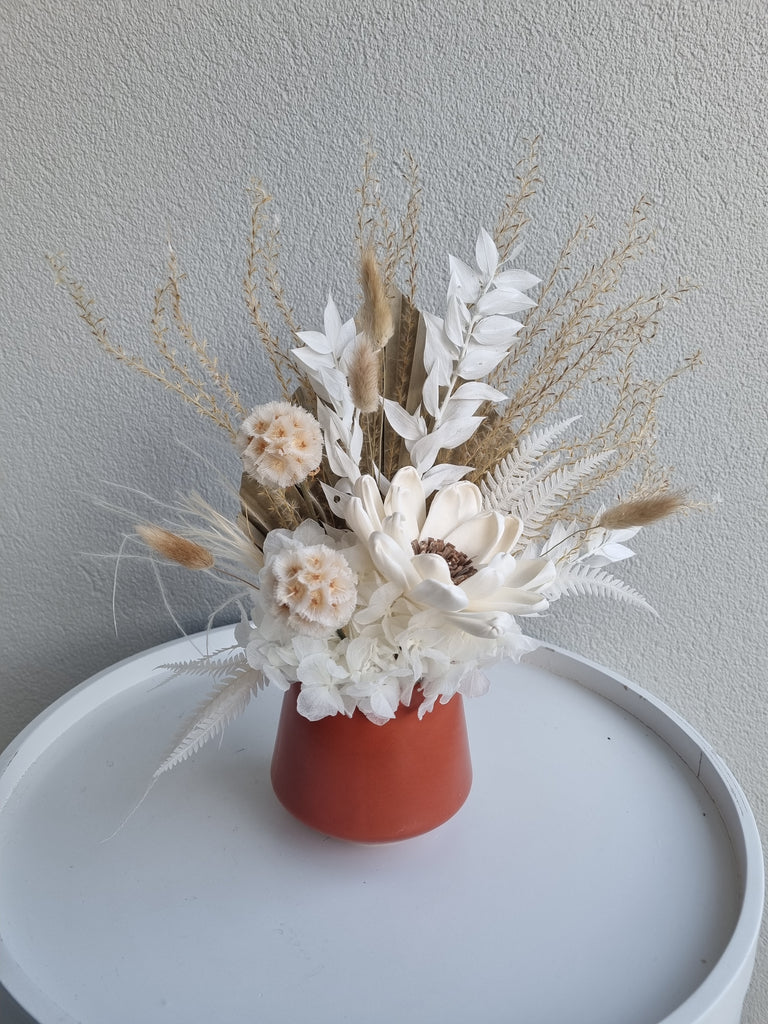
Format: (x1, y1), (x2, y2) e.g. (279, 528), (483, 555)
(270, 685), (473, 843)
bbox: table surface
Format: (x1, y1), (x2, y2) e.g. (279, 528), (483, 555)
(0, 627), (762, 1024)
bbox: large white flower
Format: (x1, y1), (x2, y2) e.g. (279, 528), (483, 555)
(343, 467), (555, 638)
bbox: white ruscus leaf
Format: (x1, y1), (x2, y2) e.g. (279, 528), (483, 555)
(475, 228), (499, 279)
(382, 398), (427, 441)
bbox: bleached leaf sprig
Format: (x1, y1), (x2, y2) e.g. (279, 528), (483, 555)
(383, 229), (539, 479)
(292, 296), (364, 483)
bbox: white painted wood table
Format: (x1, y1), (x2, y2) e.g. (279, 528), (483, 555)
(0, 626), (762, 1024)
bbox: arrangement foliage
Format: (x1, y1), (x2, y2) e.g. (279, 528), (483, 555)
(49, 140), (698, 775)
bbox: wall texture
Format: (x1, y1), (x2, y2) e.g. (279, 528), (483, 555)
(1, 0), (766, 1018)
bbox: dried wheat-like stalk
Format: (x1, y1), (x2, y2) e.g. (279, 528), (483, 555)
(495, 199), (651, 398)
(466, 207), (685, 480)
(262, 222), (302, 338)
(354, 150), (427, 480)
(521, 350), (701, 536)
(496, 215), (598, 383)
(389, 154), (423, 430)
(493, 135), (542, 263)
(393, 151), (422, 306)
(48, 253), (240, 437)
(158, 246), (247, 419)
(356, 146), (395, 284)
(243, 181), (307, 401)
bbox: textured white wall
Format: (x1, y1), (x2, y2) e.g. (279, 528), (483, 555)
(1, 0), (766, 1018)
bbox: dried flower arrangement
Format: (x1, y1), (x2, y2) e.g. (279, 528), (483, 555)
(49, 141), (698, 778)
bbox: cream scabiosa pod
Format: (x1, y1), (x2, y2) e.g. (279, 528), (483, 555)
(237, 402), (323, 488)
(258, 523), (358, 638)
(344, 466), (556, 637)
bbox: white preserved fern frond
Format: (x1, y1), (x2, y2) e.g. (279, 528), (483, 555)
(159, 651), (244, 680)
(546, 563), (655, 612)
(513, 451), (615, 538)
(154, 663), (262, 778)
(481, 416), (580, 511)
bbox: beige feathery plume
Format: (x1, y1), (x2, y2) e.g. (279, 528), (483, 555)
(598, 491), (687, 530)
(359, 247), (393, 349)
(348, 337), (380, 414)
(136, 524), (215, 570)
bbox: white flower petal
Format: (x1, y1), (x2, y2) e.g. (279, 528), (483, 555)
(445, 610), (515, 638)
(423, 312), (458, 375)
(459, 565), (504, 600)
(450, 381), (508, 404)
(444, 293), (468, 349)
(353, 582), (403, 626)
(502, 556), (557, 591)
(408, 433), (445, 475)
(446, 513), (522, 562)
(382, 398), (427, 442)
(262, 664), (291, 691)
(458, 667), (491, 698)
(384, 467), (426, 536)
(296, 685), (346, 721)
(325, 440), (360, 482)
(476, 288), (533, 315)
(411, 552), (453, 585)
(420, 364), (440, 419)
(323, 295), (343, 343)
(369, 531), (420, 590)
(408, 578), (469, 612)
(294, 329), (334, 353)
(466, 587), (549, 615)
(368, 689), (399, 721)
(381, 513), (415, 551)
(344, 496), (377, 540)
(421, 481), (483, 539)
(420, 462), (472, 495)
(599, 542), (636, 562)
(353, 475), (385, 530)
(444, 510), (505, 562)
(472, 315), (524, 346)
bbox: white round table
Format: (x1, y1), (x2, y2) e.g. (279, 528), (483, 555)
(0, 627), (762, 1024)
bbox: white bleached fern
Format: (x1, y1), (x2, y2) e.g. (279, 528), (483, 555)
(480, 417), (581, 511)
(545, 563), (655, 612)
(154, 656), (263, 778)
(509, 450), (615, 539)
(160, 650), (246, 680)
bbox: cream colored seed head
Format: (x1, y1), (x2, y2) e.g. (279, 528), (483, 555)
(136, 524), (215, 570)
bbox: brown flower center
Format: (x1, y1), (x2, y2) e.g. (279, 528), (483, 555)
(412, 537), (477, 585)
